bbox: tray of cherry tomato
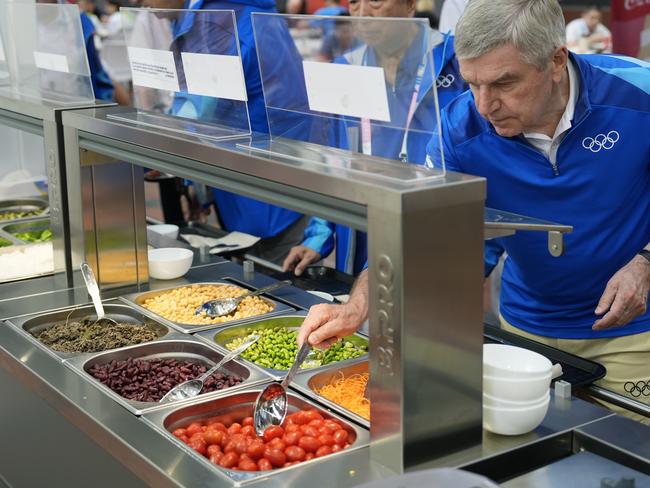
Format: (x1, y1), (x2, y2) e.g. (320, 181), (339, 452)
(142, 386), (369, 481)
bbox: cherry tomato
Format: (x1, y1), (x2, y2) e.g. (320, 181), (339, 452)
(186, 422), (203, 436)
(172, 428), (187, 438)
(257, 458), (273, 471)
(285, 423), (300, 433)
(303, 426), (320, 438)
(178, 435), (189, 444)
(224, 440), (237, 454)
(240, 425), (256, 438)
(269, 438), (286, 452)
(323, 420), (341, 431)
(209, 422), (227, 432)
(305, 452), (315, 461)
(247, 441), (265, 460)
(317, 434), (335, 447)
(263, 425), (284, 443)
(207, 444), (222, 456)
(209, 452), (224, 464)
(285, 445), (306, 462)
(283, 431), (301, 446)
(333, 429), (349, 445)
(303, 410), (324, 422)
(239, 459), (258, 471)
(219, 452), (239, 469)
(242, 416), (254, 427)
(204, 430), (225, 446)
(233, 438), (248, 455)
(292, 412), (309, 425)
(227, 423), (242, 435)
(331, 444), (343, 453)
(298, 436), (320, 453)
(263, 448), (286, 467)
(189, 432), (206, 444)
(283, 461), (299, 468)
(315, 445), (332, 457)
(319, 425), (336, 435)
(308, 419), (324, 429)
(188, 438), (207, 456)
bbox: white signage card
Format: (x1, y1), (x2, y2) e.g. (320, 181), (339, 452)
(181, 52), (248, 101)
(33, 51), (69, 73)
(127, 47), (180, 92)
(302, 61), (390, 122)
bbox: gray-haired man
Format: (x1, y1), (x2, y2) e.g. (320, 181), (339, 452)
(298, 0), (650, 421)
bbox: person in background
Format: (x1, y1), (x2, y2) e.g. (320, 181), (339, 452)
(438, 0), (467, 34)
(313, 0), (347, 16)
(317, 12), (360, 62)
(298, 0), (650, 423)
(566, 5), (612, 54)
(282, 0), (467, 277)
(102, 0), (124, 36)
(78, 0), (107, 50)
(142, 0), (308, 266)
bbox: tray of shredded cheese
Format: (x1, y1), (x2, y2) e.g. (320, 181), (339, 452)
(292, 359), (369, 428)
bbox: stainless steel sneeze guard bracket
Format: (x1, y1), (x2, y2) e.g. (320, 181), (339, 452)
(484, 208), (573, 257)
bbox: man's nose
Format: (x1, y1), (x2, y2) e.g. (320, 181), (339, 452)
(476, 86), (497, 117)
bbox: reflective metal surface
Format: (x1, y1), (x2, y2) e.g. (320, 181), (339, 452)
(199, 314), (369, 381)
(292, 359), (370, 428)
(5, 301), (171, 361)
(143, 386), (371, 485)
(503, 451), (650, 488)
(65, 334), (269, 415)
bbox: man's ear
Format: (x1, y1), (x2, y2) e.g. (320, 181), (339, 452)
(551, 46), (568, 83)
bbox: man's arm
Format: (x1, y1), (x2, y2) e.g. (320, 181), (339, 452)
(593, 243), (650, 330)
(297, 269), (368, 348)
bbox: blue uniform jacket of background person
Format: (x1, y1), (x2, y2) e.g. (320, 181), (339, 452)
(303, 32), (466, 275)
(427, 52), (650, 340)
(80, 12), (114, 101)
(171, 0), (302, 238)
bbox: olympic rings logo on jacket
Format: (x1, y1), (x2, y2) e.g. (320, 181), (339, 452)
(582, 130), (620, 152)
(436, 74), (455, 89)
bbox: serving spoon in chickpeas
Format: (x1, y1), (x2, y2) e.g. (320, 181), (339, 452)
(195, 281), (291, 318)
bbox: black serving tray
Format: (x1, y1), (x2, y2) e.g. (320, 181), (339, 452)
(484, 323), (607, 387)
(271, 266), (355, 296)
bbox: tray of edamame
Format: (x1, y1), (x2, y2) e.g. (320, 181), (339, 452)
(194, 314), (368, 380)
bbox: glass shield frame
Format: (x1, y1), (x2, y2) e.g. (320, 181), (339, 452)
(0, 2), (94, 104)
(108, 8), (251, 142)
(248, 13), (446, 182)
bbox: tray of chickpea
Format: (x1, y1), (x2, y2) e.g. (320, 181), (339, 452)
(120, 282), (295, 334)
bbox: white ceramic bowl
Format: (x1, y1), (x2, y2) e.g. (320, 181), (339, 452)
(483, 390), (549, 409)
(483, 344), (552, 379)
(483, 372), (552, 402)
(147, 224), (179, 240)
(483, 395), (550, 436)
(148, 247), (193, 280)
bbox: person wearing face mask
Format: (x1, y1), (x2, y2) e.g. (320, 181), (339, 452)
(282, 0), (467, 277)
(297, 0), (650, 422)
(142, 0), (308, 266)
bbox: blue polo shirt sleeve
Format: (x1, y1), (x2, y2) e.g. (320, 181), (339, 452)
(302, 217), (335, 258)
(80, 13), (114, 101)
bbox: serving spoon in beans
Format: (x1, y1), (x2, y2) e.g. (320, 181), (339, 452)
(159, 334), (260, 403)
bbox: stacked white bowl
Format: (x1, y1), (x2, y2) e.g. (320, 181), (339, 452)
(483, 344), (552, 436)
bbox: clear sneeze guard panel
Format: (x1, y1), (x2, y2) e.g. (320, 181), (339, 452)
(0, 2), (94, 104)
(249, 13), (445, 180)
(109, 8), (251, 142)
(0, 124), (52, 283)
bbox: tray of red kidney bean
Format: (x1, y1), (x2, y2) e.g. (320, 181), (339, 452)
(142, 387), (370, 481)
(64, 336), (269, 415)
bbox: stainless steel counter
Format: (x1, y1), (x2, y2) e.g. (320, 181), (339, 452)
(4, 266), (650, 487)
